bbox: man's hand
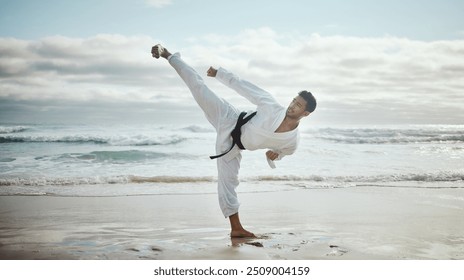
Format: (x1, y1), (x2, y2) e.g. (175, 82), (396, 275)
(207, 66), (217, 77)
(266, 150), (279, 161)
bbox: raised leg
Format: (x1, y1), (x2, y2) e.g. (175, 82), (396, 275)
(170, 55), (232, 130)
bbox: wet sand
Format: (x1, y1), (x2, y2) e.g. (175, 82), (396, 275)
(0, 185), (463, 260)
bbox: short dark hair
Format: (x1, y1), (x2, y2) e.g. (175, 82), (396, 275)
(298, 90), (317, 113)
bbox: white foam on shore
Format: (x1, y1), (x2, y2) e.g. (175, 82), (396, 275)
(1, 179), (463, 197)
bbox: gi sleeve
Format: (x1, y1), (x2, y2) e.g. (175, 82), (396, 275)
(266, 133), (300, 168)
(216, 67), (278, 107)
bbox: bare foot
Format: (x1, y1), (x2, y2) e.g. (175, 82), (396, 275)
(230, 229), (256, 238)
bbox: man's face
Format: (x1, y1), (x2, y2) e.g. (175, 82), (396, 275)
(286, 96), (309, 119)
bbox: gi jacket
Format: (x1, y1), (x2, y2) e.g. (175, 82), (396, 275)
(215, 67), (300, 168)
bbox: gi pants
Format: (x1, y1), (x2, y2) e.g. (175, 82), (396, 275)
(169, 53), (242, 218)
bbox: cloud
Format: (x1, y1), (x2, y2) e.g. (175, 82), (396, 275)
(1, 29), (464, 125)
(0, 34), (180, 102)
(145, 0), (173, 8)
(187, 30), (464, 123)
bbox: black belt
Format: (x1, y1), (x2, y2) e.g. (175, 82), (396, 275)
(210, 111), (257, 159)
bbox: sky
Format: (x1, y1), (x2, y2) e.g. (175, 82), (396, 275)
(1, 0), (464, 126)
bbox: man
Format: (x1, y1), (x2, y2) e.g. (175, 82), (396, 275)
(151, 44), (316, 238)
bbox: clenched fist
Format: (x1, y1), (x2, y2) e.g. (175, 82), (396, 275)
(266, 150), (279, 161)
(207, 66), (217, 77)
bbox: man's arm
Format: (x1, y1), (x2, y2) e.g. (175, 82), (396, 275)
(265, 130), (300, 168)
(266, 150), (279, 161)
(266, 146), (296, 161)
(265, 147), (296, 169)
(207, 66), (277, 107)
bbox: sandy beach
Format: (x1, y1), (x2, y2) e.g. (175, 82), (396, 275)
(1, 184), (463, 260)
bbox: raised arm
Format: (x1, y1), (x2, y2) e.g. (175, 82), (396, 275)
(207, 66), (278, 107)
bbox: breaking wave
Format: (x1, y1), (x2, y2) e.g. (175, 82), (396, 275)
(179, 125), (214, 133)
(252, 172), (464, 183)
(0, 134), (186, 146)
(312, 127), (464, 144)
(0, 126), (29, 134)
(1, 172), (462, 188)
(33, 150), (188, 163)
(0, 175), (214, 187)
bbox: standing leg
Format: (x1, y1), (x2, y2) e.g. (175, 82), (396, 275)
(217, 155), (255, 238)
(229, 213), (255, 238)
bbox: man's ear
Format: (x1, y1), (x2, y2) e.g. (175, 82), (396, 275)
(303, 111), (310, 117)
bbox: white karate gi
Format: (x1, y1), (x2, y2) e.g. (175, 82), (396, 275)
(169, 53), (299, 217)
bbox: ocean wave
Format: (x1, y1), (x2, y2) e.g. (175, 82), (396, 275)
(312, 127), (464, 144)
(0, 126), (29, 134)
(34, 150), (191, 163)
(1, 172), (462, 188)
(0, 134), (186, 146)
(0, 175), (214, 187)
(179, 125), (214, 133)
(252, 172), (464, 183)
(129, 175), (214, 183)
(0, 176), (130, 187)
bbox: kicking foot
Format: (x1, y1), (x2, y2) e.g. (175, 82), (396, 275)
(230, 229), (256, 238)
(151, 44), (170, 59)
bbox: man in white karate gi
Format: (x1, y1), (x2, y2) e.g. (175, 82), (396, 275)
(151, 44), (316, 238)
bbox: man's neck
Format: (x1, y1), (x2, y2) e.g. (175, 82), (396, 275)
(275, 116), (299, 133)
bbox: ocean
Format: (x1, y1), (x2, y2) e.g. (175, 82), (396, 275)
(1, 123), (463, 197)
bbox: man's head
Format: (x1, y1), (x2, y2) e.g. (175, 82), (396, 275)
(299, 91), (317, 113)
(286, 90), (317, 119)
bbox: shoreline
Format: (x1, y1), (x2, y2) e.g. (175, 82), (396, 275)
(0, 186), (463, 260)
